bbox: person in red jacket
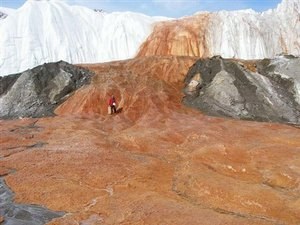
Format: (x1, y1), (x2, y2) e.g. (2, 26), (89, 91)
(108, 95), (117, 114)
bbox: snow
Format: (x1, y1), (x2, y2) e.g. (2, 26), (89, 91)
(0, 0), (168, 76)
(0, 0), (299, 76)
(206, 0), (300, 59)
(0, 7), (16, 16)
(0, 7), (16, 19)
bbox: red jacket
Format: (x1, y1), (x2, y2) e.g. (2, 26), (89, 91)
(108, 97), (116, 106)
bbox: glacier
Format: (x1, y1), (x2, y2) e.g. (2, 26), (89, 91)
(0, 0), (299, 76)
(138, 0), (300, 59)
(0, 7), (16, 16)
(0, 0), (168, 76)
(207, 0), (300, 59)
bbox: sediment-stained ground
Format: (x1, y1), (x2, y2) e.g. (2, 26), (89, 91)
(1, 56), (300, 225)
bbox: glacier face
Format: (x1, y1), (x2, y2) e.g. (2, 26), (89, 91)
(207, 0), (300, 59)
(0, 7), (16, 19)
(0, 0), (299, 76)
(0, 0), (167, 76)
(138, 0), (300, 60)
(0, 7), (16, 16)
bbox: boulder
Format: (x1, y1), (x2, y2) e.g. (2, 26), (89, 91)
(0, 61), (93, 119)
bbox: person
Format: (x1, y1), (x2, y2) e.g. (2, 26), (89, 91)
(108, 95), (117, 114)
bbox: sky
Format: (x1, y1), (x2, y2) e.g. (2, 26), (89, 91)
(0, 0), (282, 18)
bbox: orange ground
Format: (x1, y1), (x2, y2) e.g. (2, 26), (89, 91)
(1, 56), (299, 225)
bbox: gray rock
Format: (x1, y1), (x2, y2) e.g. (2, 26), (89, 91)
(0, 12), (7, 19)
(0, 178), (64, 225)
(183, 55), (300, 124)
(0, 61), (93, 119)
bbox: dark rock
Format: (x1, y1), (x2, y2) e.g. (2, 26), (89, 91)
(0, 74), (21, 96)
(94, 9), (105, 13)
(0, 61), (93, 119)
(183, 55), (300, 124)
(0, 178), (64, 225)
(0, 11), (7, 19)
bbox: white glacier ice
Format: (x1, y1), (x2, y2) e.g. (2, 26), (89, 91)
(0, 0), (168, 76)
(0, 0), (299, 76)
(0, 7), (16, 16)
(206, 0), (300, 59)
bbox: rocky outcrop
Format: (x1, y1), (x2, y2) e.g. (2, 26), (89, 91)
(0, 61), (93, 119)
(0, 11), (7, 19)
(183, 55), (300, 124)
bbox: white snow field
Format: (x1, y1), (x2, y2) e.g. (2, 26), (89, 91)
(0, 0), (168, 76)
(0, 7), (16, 16)
(207, 0), (300, 59)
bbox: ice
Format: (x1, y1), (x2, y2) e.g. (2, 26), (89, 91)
(0, 0), (168, 76)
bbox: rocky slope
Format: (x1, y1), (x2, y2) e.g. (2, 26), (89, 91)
(183, 55), (300, 125)
(0, 61), (93, 119)
(0, 56), (300, 225)
(1, 55), (299, 125)
(0, 0), (299, 76)
(138, 0), (300, 59)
